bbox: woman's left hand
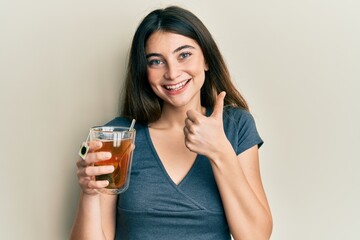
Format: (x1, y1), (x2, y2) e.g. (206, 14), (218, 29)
(184, 91), (229, 159)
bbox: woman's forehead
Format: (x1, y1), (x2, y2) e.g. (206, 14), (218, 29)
(145, 31), (200, 53)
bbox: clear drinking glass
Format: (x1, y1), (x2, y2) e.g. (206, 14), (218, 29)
(89, 126), (136, 194)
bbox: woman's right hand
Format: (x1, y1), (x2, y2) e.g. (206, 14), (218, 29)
(76, 141), (114, 195)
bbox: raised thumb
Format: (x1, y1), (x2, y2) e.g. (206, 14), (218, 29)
(211, 91), (226, 119)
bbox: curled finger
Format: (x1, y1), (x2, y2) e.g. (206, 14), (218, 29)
(183, 126), (190, 138)
(185, 117), (193, 127)
(87, 179), (110, 189)
(85, 151), (112, 165)
(84, 165), (115, 177)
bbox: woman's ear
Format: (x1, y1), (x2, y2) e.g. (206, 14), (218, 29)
(204, 63), (209, 71)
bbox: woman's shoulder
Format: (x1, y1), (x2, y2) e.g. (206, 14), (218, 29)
(222, 106), (260, 134)
(223, 106), (264, 152)
(105, 117), (145, 130)
(105, 117), (131, 126)
(223, 106), (254, 122)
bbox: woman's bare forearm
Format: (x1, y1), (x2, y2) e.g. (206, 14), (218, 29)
(70, 193), (115, 240)
(209, 144), (273, 240)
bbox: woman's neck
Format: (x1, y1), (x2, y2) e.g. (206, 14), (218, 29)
(149, 103), (205, 129)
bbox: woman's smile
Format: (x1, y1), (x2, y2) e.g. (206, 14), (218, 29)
(163, 79), (191, 93)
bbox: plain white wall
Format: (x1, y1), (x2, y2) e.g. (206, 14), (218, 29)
(1, 0), (359, 239)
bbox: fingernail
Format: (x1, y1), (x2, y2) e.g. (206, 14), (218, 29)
(104, 152), (112, 158)
(106, 166), (115, 172)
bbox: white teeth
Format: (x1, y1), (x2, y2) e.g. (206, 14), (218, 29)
(164, 80), (188, 91)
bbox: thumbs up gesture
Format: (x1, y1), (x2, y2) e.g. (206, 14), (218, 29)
(184, 91), (228, 158)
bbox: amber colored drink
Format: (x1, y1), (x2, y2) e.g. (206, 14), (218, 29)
(94, 138), (132, 189)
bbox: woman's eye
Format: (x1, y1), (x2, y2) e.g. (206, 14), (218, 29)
(179, 52), (192, 59)
(147, 59), (163, 66)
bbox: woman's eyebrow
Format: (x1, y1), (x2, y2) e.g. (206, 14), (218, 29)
(173, 45), (195, 53)
(146, 53), (161, 59)
(146, 45), (195, 59)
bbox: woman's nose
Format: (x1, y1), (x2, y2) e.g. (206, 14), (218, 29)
(164, 61), (181, 80)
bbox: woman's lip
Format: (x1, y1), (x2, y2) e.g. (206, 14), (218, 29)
(162, 79), (191, 91)
(162, 79), (191, 95)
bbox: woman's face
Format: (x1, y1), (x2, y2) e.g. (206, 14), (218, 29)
(145, 31), (208, 109)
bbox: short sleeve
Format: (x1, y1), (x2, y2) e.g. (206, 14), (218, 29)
(223, 107), (263, 155)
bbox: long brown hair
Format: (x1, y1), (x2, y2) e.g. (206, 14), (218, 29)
(122, 6), (249, 124)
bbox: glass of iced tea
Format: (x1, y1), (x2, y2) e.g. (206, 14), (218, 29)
(89, 126), (136, 194)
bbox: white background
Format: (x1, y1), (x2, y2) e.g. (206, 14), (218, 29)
(1, 0), (359, 239)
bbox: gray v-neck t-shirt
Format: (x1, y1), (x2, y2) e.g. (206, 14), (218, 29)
(106, 107), (263, 240)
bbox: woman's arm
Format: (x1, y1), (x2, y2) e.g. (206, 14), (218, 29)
(209, 144), (272, 240)
(70, 193), (117, 240)
(184, 92), (272, 239)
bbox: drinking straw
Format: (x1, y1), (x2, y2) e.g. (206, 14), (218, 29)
(129, 119), (136, 130)
(114, 130), (120, 148)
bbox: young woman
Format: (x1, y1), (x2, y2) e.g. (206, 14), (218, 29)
(71, 6), (272, 240)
